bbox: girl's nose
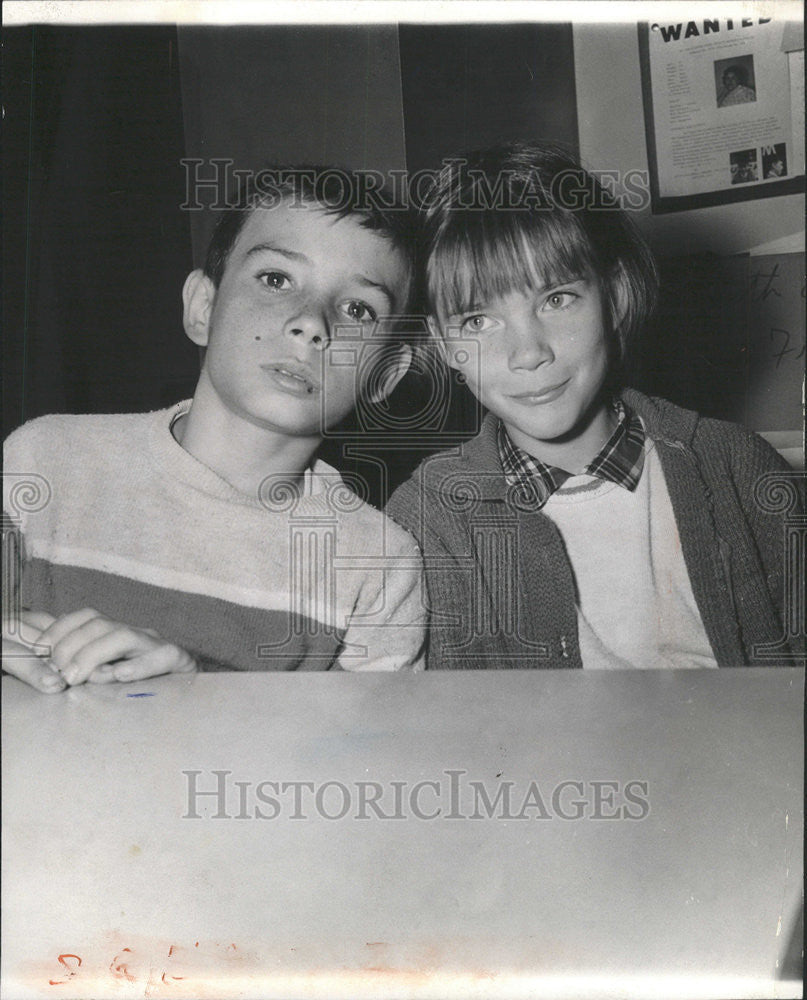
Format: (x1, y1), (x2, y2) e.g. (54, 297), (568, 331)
(508, 319), (553, 371)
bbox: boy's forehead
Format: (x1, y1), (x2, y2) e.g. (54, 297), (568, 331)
(233, 201), (336, 248)
(232, 201), (379, 255)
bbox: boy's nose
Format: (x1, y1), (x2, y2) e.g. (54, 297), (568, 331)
(284, 309), (331, 351)
(508, 322), (553, 371)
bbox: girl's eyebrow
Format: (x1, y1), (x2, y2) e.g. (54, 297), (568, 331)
(448, 274), (588, 316)
(529, 274), (587, 293)
(243, 243), (308, 262)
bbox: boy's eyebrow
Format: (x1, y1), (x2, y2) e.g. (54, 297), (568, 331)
(240, 244), (396, 306)
(350, 275), (395, 308)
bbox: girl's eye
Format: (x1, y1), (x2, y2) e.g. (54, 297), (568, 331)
(259, 272), (291, 291)
(343, 300), (377, 323)
(460, 314), (494, 334)
(543, 291), (577, 310)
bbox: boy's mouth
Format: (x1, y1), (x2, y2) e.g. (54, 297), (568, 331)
(261, 362), (321, 397)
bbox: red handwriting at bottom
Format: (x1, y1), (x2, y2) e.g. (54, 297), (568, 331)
(110, 947), (136, 983)
(49, 941), (239, 989)
(48, 954), (82, 985)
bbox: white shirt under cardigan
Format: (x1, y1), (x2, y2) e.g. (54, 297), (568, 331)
(541, 440), (718, 670)
(3, 401), (426, 671)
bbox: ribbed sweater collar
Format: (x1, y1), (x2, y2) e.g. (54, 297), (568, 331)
(419, 389), (702, 501)
(148, 399), (344, 513)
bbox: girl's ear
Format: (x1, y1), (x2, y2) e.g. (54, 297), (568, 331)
(366, 344), (413, 404)
(182, 270), (216, 347)
(609, 262), (632, 335)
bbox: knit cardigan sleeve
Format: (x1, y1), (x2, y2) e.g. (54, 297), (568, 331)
(694, 416), (804, 661)
(386, 476), (476, 670)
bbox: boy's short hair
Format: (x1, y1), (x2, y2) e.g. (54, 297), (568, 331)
(421, 141), (659, 371)
(203, 165), (418, 314)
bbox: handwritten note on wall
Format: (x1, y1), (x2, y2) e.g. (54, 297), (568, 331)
(638, 251), (804, 434)
(744, 253), (805, 432)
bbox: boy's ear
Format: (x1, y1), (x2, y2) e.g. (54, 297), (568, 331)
(182, 270), (216, 347)
(366, 344), (413, 404)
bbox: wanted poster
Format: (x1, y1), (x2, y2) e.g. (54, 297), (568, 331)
(639, 13), (805, 210)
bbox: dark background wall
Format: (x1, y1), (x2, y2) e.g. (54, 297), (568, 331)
(177, 24), (408, 265)
(398, 23), (578, 174)
(3, 26), (198, 433)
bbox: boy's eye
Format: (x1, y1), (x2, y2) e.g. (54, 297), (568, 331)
(460, 314), (495, 334)
(259, 271), (291, 291)
(543, 291), (577, 311)
(341, 300), (378, 324)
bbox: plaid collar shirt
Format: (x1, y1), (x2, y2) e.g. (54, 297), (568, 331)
(498, 398), (646, 509)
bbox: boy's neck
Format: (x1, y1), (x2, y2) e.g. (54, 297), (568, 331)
(505, 398), (617, 475)
(173, 393), (322, 501)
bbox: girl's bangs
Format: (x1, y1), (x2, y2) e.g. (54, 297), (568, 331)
(427, 210), (598, 320)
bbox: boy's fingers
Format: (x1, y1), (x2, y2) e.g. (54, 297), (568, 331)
(19, 609), (58, 632)
(87, 663), (117, 684)
(112, 645), (197, 683)
(59, 624), (157, 686)
(2, 610), (57, 650)
(35, 607), (106, 662)
(2, 645), (66, 693)
(49, 619), (126, 683)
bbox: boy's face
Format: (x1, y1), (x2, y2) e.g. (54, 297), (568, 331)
(185, 201), (410, 438)
(437, 271), (612, 459)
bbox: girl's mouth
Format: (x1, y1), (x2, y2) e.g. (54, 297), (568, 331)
(509, 379), (569, 405)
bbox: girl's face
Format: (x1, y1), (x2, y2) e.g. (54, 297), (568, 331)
(436, 268), (614, 465)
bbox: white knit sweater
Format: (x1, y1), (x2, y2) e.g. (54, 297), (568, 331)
(3, 402), (426, 671)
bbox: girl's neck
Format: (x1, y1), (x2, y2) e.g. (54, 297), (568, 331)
(507, 398), (617, 475)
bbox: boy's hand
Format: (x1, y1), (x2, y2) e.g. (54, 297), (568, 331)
(2, 616), (67, 693)
(25, 608), (197, 686)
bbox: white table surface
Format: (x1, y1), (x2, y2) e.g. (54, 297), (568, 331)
(2, 669), (803, 999)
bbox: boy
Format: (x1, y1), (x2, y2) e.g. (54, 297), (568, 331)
(387, 142), (800, 669)
(3, 167), (426, 690)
